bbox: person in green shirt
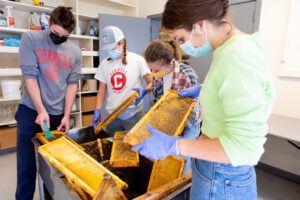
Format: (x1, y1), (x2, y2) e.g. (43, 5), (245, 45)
(132, 0), (276, 199)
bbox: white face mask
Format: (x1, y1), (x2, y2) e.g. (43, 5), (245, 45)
(180, 24), (213, 58)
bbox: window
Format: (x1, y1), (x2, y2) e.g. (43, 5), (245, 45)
(278, 0), (300, 78)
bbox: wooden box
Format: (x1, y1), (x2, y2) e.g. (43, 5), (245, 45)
(0, 126), (17, 150)
(81, 79), (97, 92)
(95, 92), (139, 134)
(38, 137), (128, 197)
(110, 132), (139, 168)
(82, 113), (93, 127)
(124, 90), (195, 146)
(147, 156), (185, 192)
(81, 96), (97, 112)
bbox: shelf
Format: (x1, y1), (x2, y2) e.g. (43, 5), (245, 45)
(0, 47), (98, 57)
(0, 67), (96, 76)
(0, 26), (27, 34)
(108, 0), (137, 8)
(0, 68), (22, 76)
(78, 13), (99, 21)
(0, 97), (20, 102)
(78, 91), (98, 94)
(0, 27), (99, 40)
(71, 111), (81, 115)
(0, 46), (19, 53)
(0, 120), (17, 126)
(81, 68), (97, 74)
(82, 51), (98, 57)
(0, 0), (53, 14)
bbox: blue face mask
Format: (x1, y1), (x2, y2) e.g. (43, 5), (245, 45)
(180, 26), (213, 58)
(108, 49), (121, 60)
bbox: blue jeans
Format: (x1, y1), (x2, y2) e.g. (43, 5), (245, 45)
(191, 159), (257, 200)
(15, 104), (63, 200)
(105, 110), (143, 134)
(180, 123), (201, 175)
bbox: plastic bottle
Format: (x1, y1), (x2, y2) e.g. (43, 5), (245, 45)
(5, 6), (15, 28)
(29, 12), (41, 30)
(0, 10), (7, 27)
(87, 21), (98, 36)
(40, 13), (49, 30)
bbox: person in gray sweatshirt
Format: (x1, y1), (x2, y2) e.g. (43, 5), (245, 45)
(15, 6), (81, 200)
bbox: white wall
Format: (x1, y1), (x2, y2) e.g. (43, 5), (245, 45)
(78, 0), (136, 18)
(259, 0), (300, 120)
(138, 0), (300, 120)
(258, 0), (300, 175)
(138, 0), (167, 17)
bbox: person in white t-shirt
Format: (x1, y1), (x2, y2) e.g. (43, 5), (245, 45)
(93, 26), (152, 134)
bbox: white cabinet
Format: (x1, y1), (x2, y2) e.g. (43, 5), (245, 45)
(0, 0), (138, 128)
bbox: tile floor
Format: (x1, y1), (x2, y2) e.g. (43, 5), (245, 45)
(0, 152), (299, 200)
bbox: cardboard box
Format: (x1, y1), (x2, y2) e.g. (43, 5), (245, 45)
(0, 126), (17, 150)
(81, 96), (97, 112)
(81, 80), (98, 92)
(82, 114), (93, 127)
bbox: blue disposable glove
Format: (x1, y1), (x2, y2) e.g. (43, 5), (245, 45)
(132, 88), (148, 106)
(178, 85), (202, 99)
(92, 109), (101, 129)
(131, 125), (180, 160)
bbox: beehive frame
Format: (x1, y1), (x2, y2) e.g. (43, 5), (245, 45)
(124, 90), (195, 146)
(95, 92), (139, 135)
(147, 156), (185, 192)
(110, 132), (139, 168)
(38, 137), (128, 197)
(36, 130), (84, 150)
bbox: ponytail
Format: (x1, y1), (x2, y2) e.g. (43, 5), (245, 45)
(122, 39), (127, 65)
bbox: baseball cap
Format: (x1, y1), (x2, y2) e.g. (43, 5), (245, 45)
(100, 26), (125, 51)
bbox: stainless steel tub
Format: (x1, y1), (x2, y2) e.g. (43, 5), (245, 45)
(33, 126), (191, 200)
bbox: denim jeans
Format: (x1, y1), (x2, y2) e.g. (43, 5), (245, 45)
(105, 110), (143, 134)
(180, 123), (201, 175)
(15, 104), (63, 200)
(190, 158), (257, 200)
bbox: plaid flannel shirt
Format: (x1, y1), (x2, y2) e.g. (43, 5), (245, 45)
(152, 63), (202, 129)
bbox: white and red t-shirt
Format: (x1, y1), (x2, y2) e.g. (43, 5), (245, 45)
(94, 51), (150, 120)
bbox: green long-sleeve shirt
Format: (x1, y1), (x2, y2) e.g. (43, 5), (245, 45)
(200, 32), (276, 166)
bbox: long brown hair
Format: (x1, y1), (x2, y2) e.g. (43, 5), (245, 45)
(162, 0), (229, 31)
(144, 40), (179, 65)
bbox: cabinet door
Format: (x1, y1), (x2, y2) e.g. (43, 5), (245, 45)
(150, 18), (161, 41)
(99, 14), (151, 61)
(190, 0), (258, 83)
(98, 14), (152, 114)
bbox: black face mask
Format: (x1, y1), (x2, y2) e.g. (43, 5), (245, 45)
(49, 31), (68, 45)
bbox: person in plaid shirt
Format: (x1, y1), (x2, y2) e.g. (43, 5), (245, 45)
(144, 39), (201, 174)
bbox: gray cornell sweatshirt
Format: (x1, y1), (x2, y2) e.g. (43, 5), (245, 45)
(19, 30), (82, 115)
